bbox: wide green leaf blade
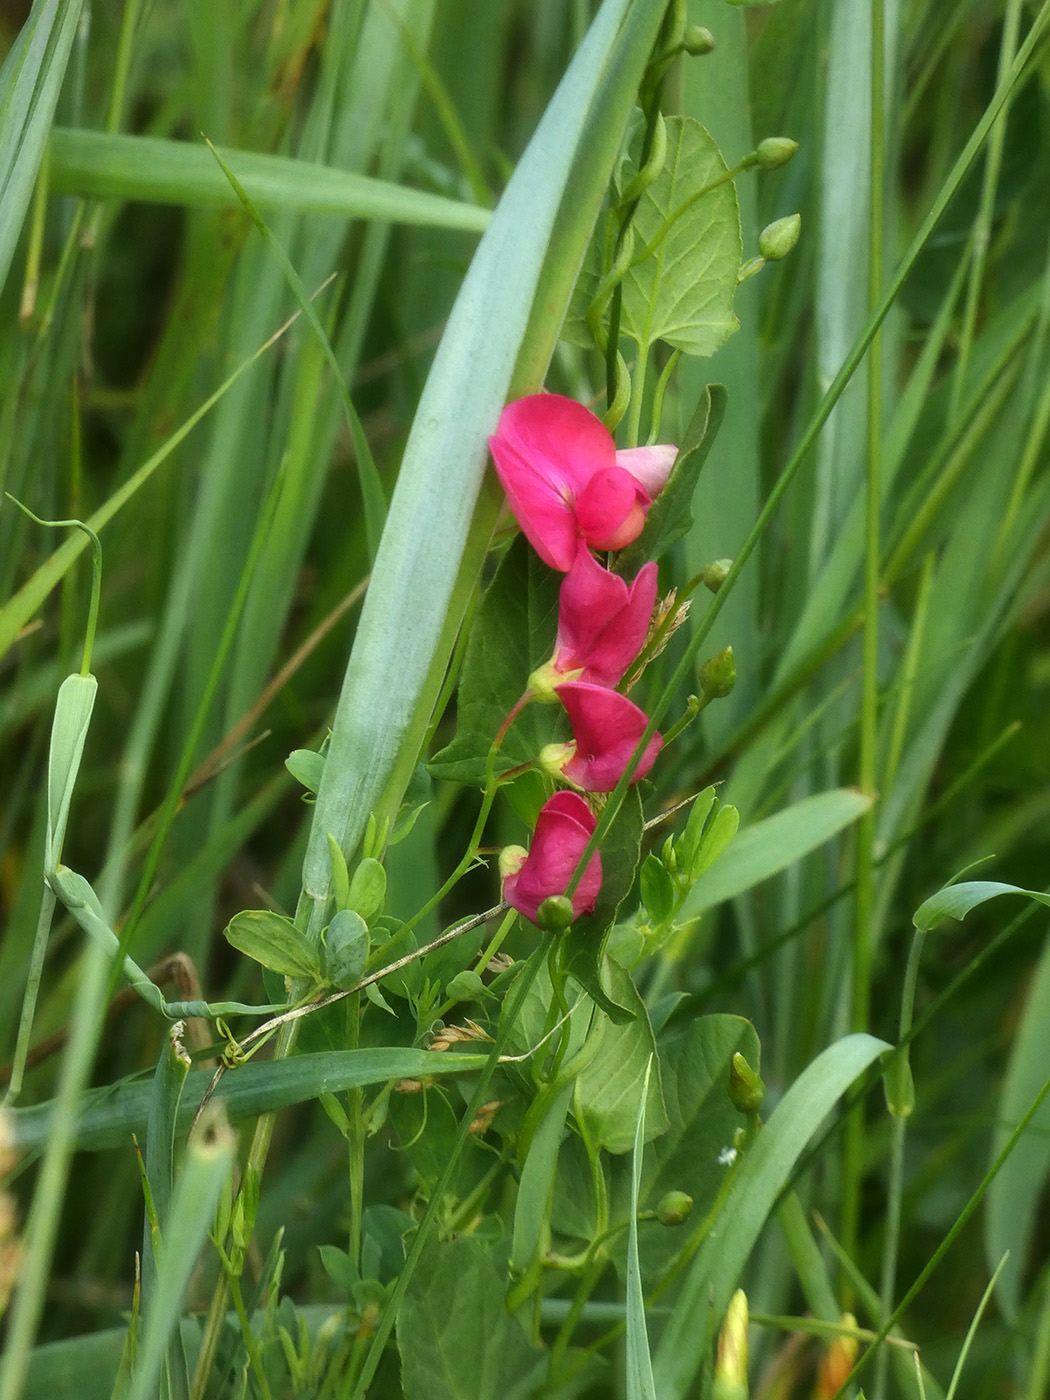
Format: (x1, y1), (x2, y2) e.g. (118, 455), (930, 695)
(300, 0), (660, 929)
(0, 0), (85, 299)
(651, 1033), (890, 1400)
(8, 1048), (493, 1153)
(625, 1057), (656, 1400)
(48, 127), (490, 231)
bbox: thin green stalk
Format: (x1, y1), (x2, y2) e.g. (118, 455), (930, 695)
(2, 885), (56, 1106)
(569, 0), (1050, 899)
(947, 0), (1024, 426)
(0, 937), (110, 1400)
(873, 926), (926, 1400)
(1026, 1267), (1050, 1400)
(844, 0), (886, 1288)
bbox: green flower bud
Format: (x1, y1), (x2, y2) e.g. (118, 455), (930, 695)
(702, 558), (733, 593)
(656, 1190), (693, 1226)
(699, 646), (736, 700)
(883, 1046), (915, 1119)
(537, 895), (575, 933)
(729, 1051), (765, 1115)
(713, 1289), (749, 1400)
(755, 137), (798, 171)
(758, 213), (802, 262)
(683, 25), (715, 55)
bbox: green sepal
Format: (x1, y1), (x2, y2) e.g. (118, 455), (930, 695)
(224, 909), (323, 982)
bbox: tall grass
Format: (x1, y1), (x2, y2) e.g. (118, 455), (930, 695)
(2, 2), (1050, 1398)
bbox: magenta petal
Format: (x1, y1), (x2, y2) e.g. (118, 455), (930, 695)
(555, 545), (658, 688)
(498, 394), (617, 492)
(501, 791), (602, 922)
(574, 466), (645, 545)
(490, 395), (619, 571)
(616, 443), (678, 497)
(558, 682), (662, 792)
(489, 434), (578, 570)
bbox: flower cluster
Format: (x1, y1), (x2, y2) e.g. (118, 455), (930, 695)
(488, 393), (676, 926)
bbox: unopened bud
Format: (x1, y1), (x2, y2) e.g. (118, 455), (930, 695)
(813, 1316), (858, 1399)
(656, 1190), (693, 1226)
(713, 1289), (749, 1400)
(699, 646), (736, 700)
(538, 741), (575, 780)
(683, 25), (715, 55)
(758, 213), (801, 262)
(537, 895), (575, 933)
(728, 1051), (764, 1115)
(883, 1047), (915, 1119)
(498, 845), (528, 882)
(755, 137), (798, 171)
(702, 559), (733, 592)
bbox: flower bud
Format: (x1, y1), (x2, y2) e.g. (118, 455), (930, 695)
(702, 558), (733, 593)
(713, 1289), (749, 1400)
(656, 1190), (693, 1226)
(758, 213), (801, 262)
(699, 646), (736, 700)
(755, 137), (798, 171)
(729, 1052), (764, 1115)
(537, 895), (575, 932)
(813, 1316), (858, 1399)
(683, 25), (714, 55)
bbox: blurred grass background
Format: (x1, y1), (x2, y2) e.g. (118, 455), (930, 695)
(3, 1), (1050, 1396)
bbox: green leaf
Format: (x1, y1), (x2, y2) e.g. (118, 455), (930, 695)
(124, 1106), (236, 1400)
(347, 857), (387, 922)
(223, 910), (323, 981)
(44, 674), (97, 873)
(615, 386), (728, 575)
(680, 789), (874, 917)
(511, 1081), (575, 1273)
(427, 536), (563, 787)
(9, 1048), (496, 1153)
(573, 959), (668, 1154)
(48, 127), (490, 232)
(286, 748), (325, 795)
(986, 931), (1050, 1318)
(640, 853), (676, 926)
(619, 117), (742, 358)
(625, 1058), (656, 1400)
(396, 1237), (546, 1400)
(324, 910), (369, 991)
(912, 879), (1050, 932)
(0, 0), (85, 300)
(652, 1033), (891, 1400)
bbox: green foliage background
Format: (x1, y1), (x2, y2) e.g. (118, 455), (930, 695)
(2, 1), (1050, 1398)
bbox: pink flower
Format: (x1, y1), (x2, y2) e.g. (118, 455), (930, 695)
(541, 681), (662, 792)
(500, 791), (603, 923)
(489, 394), (677, 571)
(549, 543), (658, 689)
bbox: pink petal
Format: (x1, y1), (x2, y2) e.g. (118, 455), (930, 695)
(575, 466), (647, 549)
(501, 791), (602, 922)
(555, 545), (658, 688)
(615, 443), (678, 497)
(489, 433), (578, 571)
(558, 682), (662, 792)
